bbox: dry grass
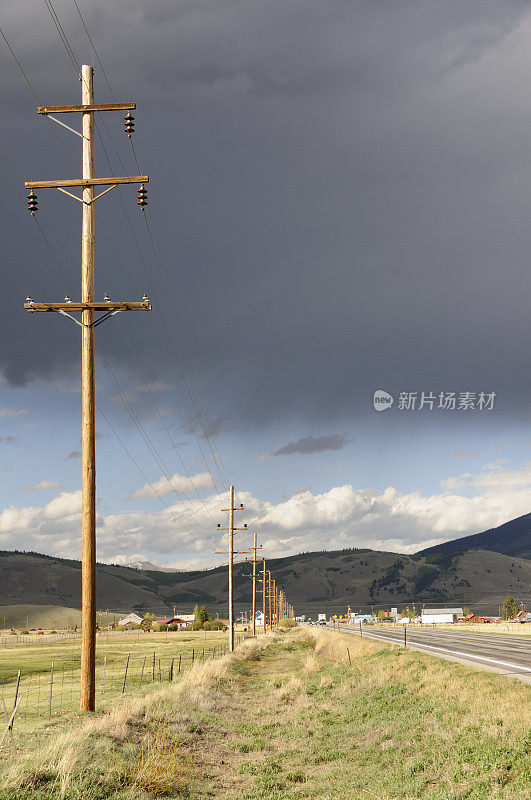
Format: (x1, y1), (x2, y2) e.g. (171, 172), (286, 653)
(110, 714), (189, 796)
(1, 627), (529, 799)
(0, 651), (234, 797)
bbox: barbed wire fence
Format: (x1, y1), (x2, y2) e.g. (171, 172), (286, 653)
(0, 638), (247, 730)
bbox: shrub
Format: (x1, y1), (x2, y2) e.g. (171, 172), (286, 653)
(168, 623), (179, 632)
(20, 629), (29, 635)
(277, 619), (297, 630)
(202, 620), (224, 631)
(111, 718), (189, 795)
(156, 623), (168, 632)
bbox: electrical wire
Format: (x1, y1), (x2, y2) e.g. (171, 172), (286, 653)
(65, 0), (232, 498)
(0, 136), (220, 548)
(0, 25), (78, 174)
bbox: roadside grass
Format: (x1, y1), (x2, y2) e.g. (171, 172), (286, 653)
(0, 629), (529, 799)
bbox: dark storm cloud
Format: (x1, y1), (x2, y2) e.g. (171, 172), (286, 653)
(273, 434), (351, 456)
(183, 415), (230, 440)
(1, 0), (531, 429)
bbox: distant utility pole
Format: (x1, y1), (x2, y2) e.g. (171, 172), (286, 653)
(262, 560), (267, 633)
(267, 571), (273, 630)
(24, 66), (150, 712)
(255, 559), (267, 634)
(246, 534), (263, 636)
(216, 485), (247, 651)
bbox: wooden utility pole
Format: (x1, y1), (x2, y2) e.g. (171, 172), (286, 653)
(24, 66), (150, 711)
(217, 486), (246, 651)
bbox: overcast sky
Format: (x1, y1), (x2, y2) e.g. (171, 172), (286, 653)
(1, 1), (531, 568)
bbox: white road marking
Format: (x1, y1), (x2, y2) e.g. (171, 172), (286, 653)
(353, 629), (531, 673)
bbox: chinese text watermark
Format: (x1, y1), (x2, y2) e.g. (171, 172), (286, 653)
(373, 390), (496, 412)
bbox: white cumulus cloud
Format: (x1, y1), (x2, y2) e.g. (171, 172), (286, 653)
(0, 461), (530, 565)
(129, 471), (215, 499)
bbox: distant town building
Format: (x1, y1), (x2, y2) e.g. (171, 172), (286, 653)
(154, 614), (194, 629)
(421, 608), (463, 624)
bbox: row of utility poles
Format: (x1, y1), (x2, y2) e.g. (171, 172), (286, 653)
(216, 485), (295, 650)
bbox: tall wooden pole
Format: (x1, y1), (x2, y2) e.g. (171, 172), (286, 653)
(23, 69), (150, 713)
(80, 65), (96, 713)
(262, 560), (266, 634)
(228, 485), (235, 652)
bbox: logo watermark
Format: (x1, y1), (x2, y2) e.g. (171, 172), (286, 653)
(373, 389), (394, 412)
(373, 390), (496, 412)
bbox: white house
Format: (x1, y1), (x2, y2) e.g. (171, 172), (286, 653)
(117, 612), (144, 627)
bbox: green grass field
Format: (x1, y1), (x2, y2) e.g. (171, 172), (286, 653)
(0, 626), (529, 799)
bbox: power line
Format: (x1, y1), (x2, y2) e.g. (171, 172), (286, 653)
(0, 24), (78, 172)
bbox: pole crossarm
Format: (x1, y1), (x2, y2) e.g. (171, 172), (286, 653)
(37, 103), (136, 114)
(25, 176), (148, 189)
(217, 527), (247, 532)
(24, 301), (151, 312)
(24, 300), (151, 329)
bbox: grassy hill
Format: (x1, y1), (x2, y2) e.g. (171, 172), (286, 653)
(419, 512), (531, 560)
(0, 544), (529, 618)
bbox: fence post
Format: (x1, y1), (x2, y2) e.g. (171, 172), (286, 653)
(152, 652), (155, 682)
(170, 658), (174, 681)
(404, 626), (407, 648)
(139, 655), (147, 688)
(178, 654), (182, 674)
(192, 648), (194, 664)
(102, 656), (106, 698)
(359, 621), (362, 638)
(48, 663), (54, 721)
(122, 654), (130, 694)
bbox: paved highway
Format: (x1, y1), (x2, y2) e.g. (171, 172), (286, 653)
(336, 625), (531, 683)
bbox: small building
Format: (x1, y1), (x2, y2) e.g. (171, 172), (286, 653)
(118, 612), (144, 628)
(516, 610), (531, 623)
(421, 607), (463, 624)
